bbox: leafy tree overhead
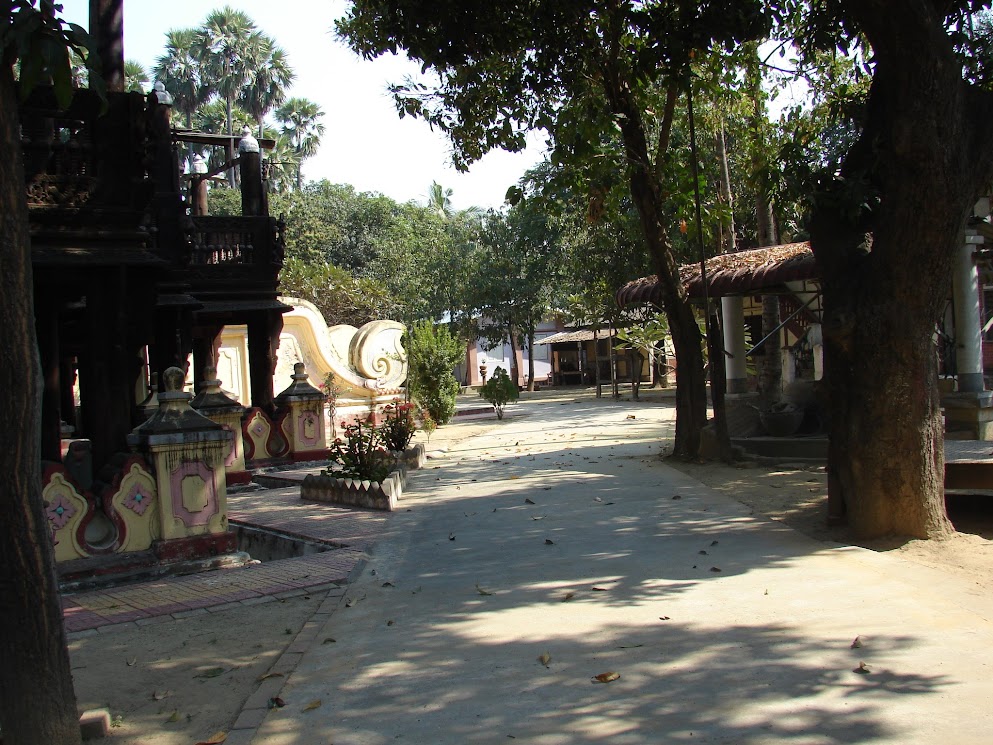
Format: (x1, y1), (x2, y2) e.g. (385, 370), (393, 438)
(337, 0), (771, 459)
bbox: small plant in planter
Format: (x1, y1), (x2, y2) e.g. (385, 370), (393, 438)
(329, 416), (390, 483)
(478, 366), (519, 420)
(380, 400), (418, 453)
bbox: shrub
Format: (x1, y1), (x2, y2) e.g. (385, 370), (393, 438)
(380, 400), (418, 452)
(406, 320), (462, 425)
(478, 366), (519, 419)
(329, 417), (390, 483)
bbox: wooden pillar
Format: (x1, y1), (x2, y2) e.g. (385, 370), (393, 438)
(89, 0), (125, 93)
(35, 293), (62, 462)
(150, 309), (193, 391)
(192, 326), (224, 392)
(59, 356), (77, 430)
(79, 271), (133, 467)
(239, 151), (264, 217)
(247, 311), (282, 413)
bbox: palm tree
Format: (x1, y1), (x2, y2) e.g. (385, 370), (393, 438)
(427, 181), (453, 219)
(263, 133), (299, 193)
(154, 28), (213, 130)
(124, 60), (148, 93)
(238, 38), (294, 139)
(193, 7), (264, 184)
(275, 97), (325, 189)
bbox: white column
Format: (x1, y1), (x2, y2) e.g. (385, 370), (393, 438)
(721, 296), (748, 394)
(953, 231), (985, 392)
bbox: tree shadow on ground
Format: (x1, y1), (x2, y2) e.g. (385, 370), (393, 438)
(256, 428), (964, 744)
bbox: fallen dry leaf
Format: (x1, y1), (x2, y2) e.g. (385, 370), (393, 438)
(710, 567), (722, 573)
(672, 495), (682, 500)
(257, 672), (284, 682)
(545, 539), (555, 545)
(525, 498), (536, 505)
(591, 586), (609, 592)
(195, 732), (227, 745)
(562, 592), (575, 602)
(126, 656), (137, 667)
(449, 533), (456, 541)
(166, 711), (180, 723)
(659, 616), (671, 621)
(151, 690), (172, 701)
(268, 697), (286, 709)
(303, 700), (322, 712)
(538, 652), (551, 667)
(851, 635), (864, 649)
(196, 667), (225, 679)
(593, 671), (621, 683)
(853, 661), (872, 674)
(475, 584), (494, 596)
(322, 638), (336, 644)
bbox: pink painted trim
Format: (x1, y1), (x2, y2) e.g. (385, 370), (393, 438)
(170, 461), (218, 528)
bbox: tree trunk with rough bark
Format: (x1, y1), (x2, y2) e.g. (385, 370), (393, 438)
(607, 80), (707, 458)
(811, 0), (993, 538)
(0, 65), (82, 745)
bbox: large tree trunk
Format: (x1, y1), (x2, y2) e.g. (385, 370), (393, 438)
(607, 80), (707, 458)
(811, 0), (993, 538)
(0, 66), (82, 744)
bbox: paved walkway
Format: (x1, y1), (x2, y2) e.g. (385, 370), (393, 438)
(225, 397), (993, 745)
(60, 392), (993, 743)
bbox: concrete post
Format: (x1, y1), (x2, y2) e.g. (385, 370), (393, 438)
(127, 367), (235, 559)
(274, 363), (328, 461)
(191, 366), (249, 484)
(953, 231), (985, 393)
(721, 296), (748, 394)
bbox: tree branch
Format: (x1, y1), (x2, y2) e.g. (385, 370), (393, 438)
(653, 81), (680, 184)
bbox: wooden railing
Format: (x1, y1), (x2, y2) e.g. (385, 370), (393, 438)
(188, 216), (280, 267)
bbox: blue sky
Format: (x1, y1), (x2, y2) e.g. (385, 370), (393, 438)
(58, 0), (546, 211)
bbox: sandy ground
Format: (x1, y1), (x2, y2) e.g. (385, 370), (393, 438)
(70, 594), (322, 745)
(667, 458), (993, 595)
(67, 393), (993, 742)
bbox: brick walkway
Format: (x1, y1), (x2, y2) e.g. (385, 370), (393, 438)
(61, 481), (393, 635)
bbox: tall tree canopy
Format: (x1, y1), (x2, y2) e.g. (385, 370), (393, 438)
(338, 0), (770, 459)
(339, 0), (993, 538)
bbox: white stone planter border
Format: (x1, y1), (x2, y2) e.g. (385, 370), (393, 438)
(299, 444), (425, 511)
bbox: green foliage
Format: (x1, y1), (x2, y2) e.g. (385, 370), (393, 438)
(406, 320), (463, 425)
(615, 313), (670, 354)
(379, 400), (418, 452)
(478, 366), (518, 419)
(279, 257), (399, 327)
(6, 0), (103, 106)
